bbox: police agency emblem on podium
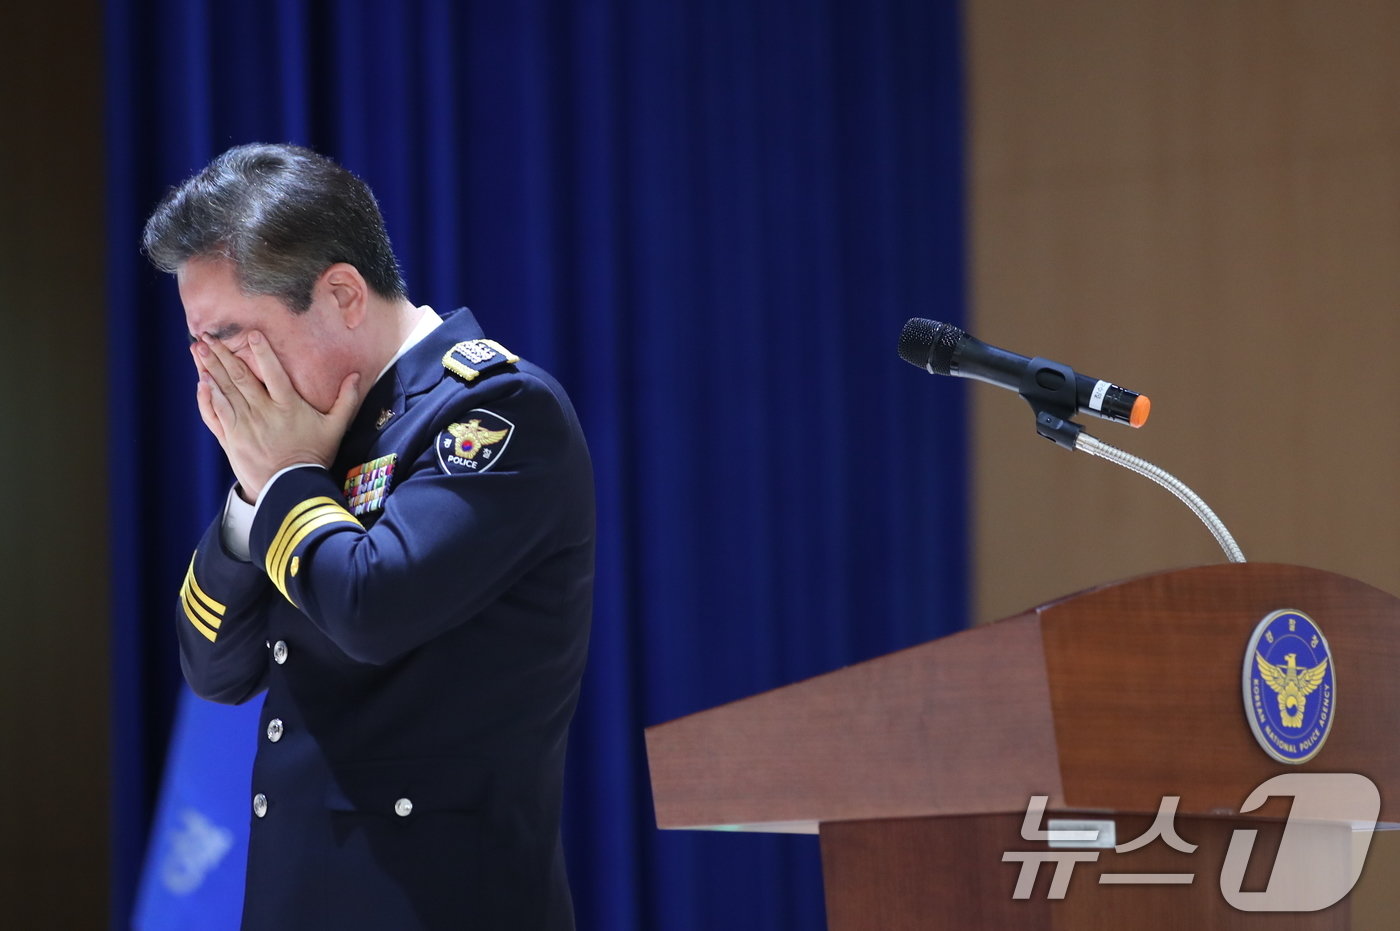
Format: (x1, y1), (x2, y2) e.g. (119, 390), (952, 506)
(1242, 609), (1335, 764)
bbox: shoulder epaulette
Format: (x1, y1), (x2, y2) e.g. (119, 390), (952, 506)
(442, 338), (520, 384)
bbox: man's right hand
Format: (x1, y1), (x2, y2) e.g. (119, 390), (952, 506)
(190, 332), (360, 501)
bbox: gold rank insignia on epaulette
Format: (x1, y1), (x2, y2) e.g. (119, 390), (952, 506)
(442, 338), (520, 384)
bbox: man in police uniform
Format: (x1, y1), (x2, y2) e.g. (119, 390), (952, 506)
(143, 143), (594, 929)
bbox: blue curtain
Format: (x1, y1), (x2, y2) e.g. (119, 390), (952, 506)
(107, 1), (967, 928)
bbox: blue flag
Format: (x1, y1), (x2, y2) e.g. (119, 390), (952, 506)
(132, 686), (263, 930)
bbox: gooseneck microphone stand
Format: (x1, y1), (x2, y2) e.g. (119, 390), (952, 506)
(1012, 362), (1246, 565)
(1074, 433), (1245, 563)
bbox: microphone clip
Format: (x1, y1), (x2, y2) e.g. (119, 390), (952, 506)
(1020, 357), (1083, 450)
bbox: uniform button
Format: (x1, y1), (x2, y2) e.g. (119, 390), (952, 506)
(266, 718), (284, 743)
(394, 798), (413, 817)
(253, 793), (268, 818)
(272, 640), (288, 665)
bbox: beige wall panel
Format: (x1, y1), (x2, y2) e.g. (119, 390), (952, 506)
(968, 2), (1400, 920)
(969, 0), (1400, 624)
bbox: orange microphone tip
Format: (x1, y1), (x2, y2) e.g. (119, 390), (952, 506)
(1130, 395), (1151, 428)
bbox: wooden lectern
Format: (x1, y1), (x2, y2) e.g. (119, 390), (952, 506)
(645, 564), (1400, 929)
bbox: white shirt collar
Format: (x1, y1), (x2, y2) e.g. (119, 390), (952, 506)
(374, 305), (443, 386)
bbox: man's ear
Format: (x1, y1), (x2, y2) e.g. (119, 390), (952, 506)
(320, 263), (368, 329)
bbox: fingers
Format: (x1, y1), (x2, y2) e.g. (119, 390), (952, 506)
(205, 373), (239, 429)
(195, 373), (226, 443)
(191, 345), (227, 440)
(326, 372), (363, 433)
(244, 330), (297, 405)
(198, 337), (263, 412)
(188, 331), (351, 484)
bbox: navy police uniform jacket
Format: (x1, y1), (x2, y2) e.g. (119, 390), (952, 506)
(176, 307), (594, 930)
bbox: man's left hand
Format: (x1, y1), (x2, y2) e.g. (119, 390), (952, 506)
(194, 331), (360, 501)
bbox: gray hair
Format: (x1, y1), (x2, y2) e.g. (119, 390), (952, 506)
(142, 143), (407, 313)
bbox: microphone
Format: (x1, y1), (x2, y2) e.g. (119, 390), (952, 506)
(898, 318), (1150, 428)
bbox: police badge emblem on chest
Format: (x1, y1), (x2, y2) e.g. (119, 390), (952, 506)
(344, 453), (397, 516)
(436, 409), (515, 475)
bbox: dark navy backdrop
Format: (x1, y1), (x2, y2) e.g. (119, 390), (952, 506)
(107, 2), (968, 928)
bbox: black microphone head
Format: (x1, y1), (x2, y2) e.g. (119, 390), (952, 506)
(898, 318), (965, 375)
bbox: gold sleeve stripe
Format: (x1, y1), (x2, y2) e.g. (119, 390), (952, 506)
(269, 513), (362, 604)
(266, 503), (361, 588)
(182, 606), (217, 642)
(266, 503), (342, 580)
(179, 555), (224, 641)
(184, 563), (227, 617)
(265, 496), (363, 603)
(268, 506), (342, 582)
(265, 497), (344, 576)
(270, 512), (362, 600)
(180, 575), (223, 628)
(180, 584), (222, 636)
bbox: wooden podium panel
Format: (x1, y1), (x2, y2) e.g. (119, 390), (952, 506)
(646, 613), (1063, 832)
(1037, 564), (1400, 821)
(820, 813), (1353, 931)
(646, 564), (1400, 925)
